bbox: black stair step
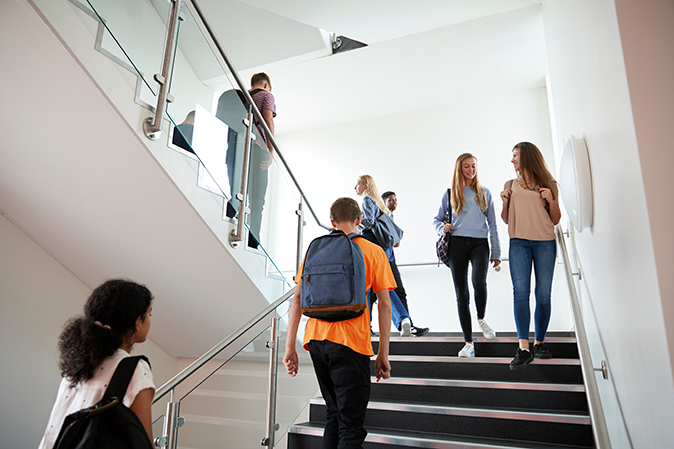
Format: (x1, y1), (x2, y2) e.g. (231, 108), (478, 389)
(289, 422), (593, 449)
(369, 377), (588, 412)
(373, 337), (579, 359)
(372, 356), (583, 384)
(308, 399), (593, 447)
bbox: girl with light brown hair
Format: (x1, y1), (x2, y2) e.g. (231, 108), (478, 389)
(433, 153), (501, 357)
(500, 142), (561, 371)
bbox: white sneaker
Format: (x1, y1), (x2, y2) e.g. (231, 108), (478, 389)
(458, 343), (475, 358)
(400, 319), (411, 337)
(478, 319), (496, 339)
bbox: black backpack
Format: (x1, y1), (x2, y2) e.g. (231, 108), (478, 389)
(53, 356), (153, 449)
(300, 230), (367, 322)
(215, 88), (264, 133)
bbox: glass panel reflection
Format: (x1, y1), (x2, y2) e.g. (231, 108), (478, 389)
(174, 323), (275, 448)
(85, 0), (168, 106)
(165, 2), (253, 214)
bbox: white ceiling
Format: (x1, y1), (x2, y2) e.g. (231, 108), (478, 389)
(194, 0), (546, 134)
(235, 0), (542, 44)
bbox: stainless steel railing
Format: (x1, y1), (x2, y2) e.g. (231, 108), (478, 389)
(152, 288), (294, 448)
(555, 225), (611, 449)
(153, 289), (293, 402)
(149, 0), (332, 236)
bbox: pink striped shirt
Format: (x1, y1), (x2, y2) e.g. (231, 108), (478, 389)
(249, 89), (276, 146)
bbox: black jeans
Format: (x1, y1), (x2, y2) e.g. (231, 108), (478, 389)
(308, 340), (371, 449)
(362, 229), (413, 327)
(447, 236), (489, 342)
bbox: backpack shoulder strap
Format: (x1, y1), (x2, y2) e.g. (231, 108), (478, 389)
(507, 179), (514, 209)
(447, 189), (452, 222)
(103, 355), (149, 400)
(248, 88), (264, 99)
(348, 232), (363, 241)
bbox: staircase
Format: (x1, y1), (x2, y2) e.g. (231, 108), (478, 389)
(288, 332), (594, 448)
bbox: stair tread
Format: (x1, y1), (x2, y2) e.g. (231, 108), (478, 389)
(375, 331), (576, 342)
(379, 336), (578, 344)
(370, 376), (585, 391)
(383, 355), (581, 365)
(290, 421), (593, 449)
(310, 397), (591, 424)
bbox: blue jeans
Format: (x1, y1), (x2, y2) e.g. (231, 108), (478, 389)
(509, 238), (557, 342)
(368, 289), (411, 331)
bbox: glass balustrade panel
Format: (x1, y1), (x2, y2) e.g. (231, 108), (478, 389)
(163, 2), (329, 283)
(164, 2), (251, 211)
(273, 310), (319, 447)
(151, 414), (164, 444)
(84, 0), (169, 107)
(242, 139), (305, 287)
(171, 320), (278, 449)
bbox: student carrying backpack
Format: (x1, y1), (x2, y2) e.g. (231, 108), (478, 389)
(300, 230), (367, 322)
(284, 197), (395, 449)
(39, 280), (155, 449)
(215, 88), (264, 133)
(53, 357), (153, 449)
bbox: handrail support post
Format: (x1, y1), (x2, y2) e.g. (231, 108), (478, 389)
(143, 0), (182, 141)
(229, 111), (254, 247)
(296, 198), (305, 276)
(155, 390), (179, 449)
(262, 315), (280, 447)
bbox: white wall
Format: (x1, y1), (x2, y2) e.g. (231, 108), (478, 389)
(614, 0), (674, 381)
(274, 87), (572, 334)
(542, 0), (674, 446)
(0, 213), (178, 448)
(276, 87), (556, 263)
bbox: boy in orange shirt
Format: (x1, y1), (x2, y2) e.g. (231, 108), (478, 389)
(283, 197), (394, 448)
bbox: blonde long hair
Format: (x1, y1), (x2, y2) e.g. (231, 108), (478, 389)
(358, 174), (390, 215)
(451, 153), (487, 214)
(513, 142), (557, 199)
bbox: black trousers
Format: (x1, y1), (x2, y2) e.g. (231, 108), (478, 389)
(363, 229), (412, 323)
(447, 236), (489, 342)
(308, 340), (371, 449)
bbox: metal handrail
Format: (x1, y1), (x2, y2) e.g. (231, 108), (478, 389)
(153, 288), (295, 403)
(555, 225), (611, 448)
(185, 0), (331, 232)
(143, 0), (181, 140)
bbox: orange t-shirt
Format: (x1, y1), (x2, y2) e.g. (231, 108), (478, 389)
(296, 233), (396, 357)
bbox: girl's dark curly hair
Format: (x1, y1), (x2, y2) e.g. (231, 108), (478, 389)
(58, 279), (153, 386)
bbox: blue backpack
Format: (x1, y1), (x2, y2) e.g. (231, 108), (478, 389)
(300, 230), (367, 322)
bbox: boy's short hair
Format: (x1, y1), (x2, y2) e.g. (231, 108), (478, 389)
(382, 191), (395, 200)
(330, 198), (362, 223)
(251, 72), (271, 89)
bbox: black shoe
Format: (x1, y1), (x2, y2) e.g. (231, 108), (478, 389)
(509, 348), (534, 371)
(410, 326), (429, 337)
(533, 342), (553, 359)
